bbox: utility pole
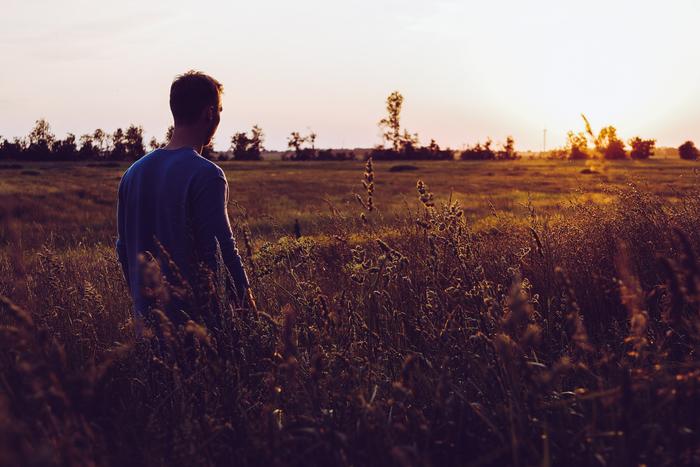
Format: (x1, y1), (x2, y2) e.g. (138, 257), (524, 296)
(543, 128), (547, 153)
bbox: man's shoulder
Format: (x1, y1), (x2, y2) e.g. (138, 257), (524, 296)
(191, 155), (226, 180)
(119, 149), (225, 190)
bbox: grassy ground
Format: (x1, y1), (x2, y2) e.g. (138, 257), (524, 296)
(2, 158), (698, 251)
(3, 158), (700, 466)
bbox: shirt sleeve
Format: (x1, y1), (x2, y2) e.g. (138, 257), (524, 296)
(116, 178), (130, 289)
(191, 169), (250, 302)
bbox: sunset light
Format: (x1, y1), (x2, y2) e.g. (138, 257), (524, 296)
(5, 2), (700, 466)
(2, 0), (699, 150)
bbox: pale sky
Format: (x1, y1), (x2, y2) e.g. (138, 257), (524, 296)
(2, 0), (699, 151)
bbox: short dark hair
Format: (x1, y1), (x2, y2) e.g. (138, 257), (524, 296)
(169, 71), (223, 125)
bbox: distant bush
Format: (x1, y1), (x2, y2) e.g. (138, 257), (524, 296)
(374, 92), (453, 161)
(0, 120), (149, 161)
(595, 126), (627, 160)
(286, 131), (318, 160)
(497, 136), (518, 160)
(629, 137), (656, 160)
(679, 140), (699, 160)
(230, 125), (264, 161)
(566, 116), (663, 161)
(460, 137), (520, 161)
(370, 144), (453, 161)
(567, 131), (589, 159)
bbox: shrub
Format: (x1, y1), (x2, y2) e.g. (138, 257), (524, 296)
(679, 140), (699, 160)
(460, 139), (496, 160)
(567, 131), (589, 159)
(629, 137), (656, 159)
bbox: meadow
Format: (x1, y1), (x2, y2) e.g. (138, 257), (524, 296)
(2, 158), (700, 466)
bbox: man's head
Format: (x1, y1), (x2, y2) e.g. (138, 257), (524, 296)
(169, 71), (223, 147)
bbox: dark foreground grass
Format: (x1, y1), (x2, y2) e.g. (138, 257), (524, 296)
(2, 160), (700, 466)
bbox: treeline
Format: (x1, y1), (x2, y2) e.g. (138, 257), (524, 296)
(368, 91), (518, 161)
(0, 120), (148, 161)
(0, 92), (516, 163)
(2, 102), (698, 163)
(551, 114), (699, 161)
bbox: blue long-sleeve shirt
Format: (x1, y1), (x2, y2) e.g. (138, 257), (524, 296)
(116, 147), (249, 316)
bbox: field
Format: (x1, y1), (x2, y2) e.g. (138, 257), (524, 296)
(3, 158), (698, 250)
(3, 158), (700, 466)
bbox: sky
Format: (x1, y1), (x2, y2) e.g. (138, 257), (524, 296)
(1, 0), (700, 151)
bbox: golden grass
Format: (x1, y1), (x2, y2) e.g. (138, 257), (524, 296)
(2, 160), (700, 465)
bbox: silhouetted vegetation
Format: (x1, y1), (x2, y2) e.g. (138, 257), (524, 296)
(230, 125), (265, 160)
(460, 136), (518, 161)
(679, 140), (699, 160)
(0, 113), (691, 164)
(595, 126), (627, 160)
(281, 131), (354, 161)
(566, 130), (590, 160)
(0, 120), (145, 161)
(148, 126), (174, 151)
(565, 116), (624, 160)
(285, 131), (318, 160)
(628, 137), (656, 160)
(371, 92), (454, 161)
(562, 116), (666, 161)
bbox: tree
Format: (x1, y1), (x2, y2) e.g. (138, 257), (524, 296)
(53, 133), (78, 160)
(79, 134), (99, 160)
(147, 126), (174, 151)
(111, 128), (127, 160)
(595, 126), (627, 159)
(250, 125), (264, 154)
(628, 137), (655, 160)
(576, 116), (627, 160)
(93, 128), (108, 158)
(379, 91), (403, 152)
(0, 137), (25, 160)
(27, 119), (54, 159)
(398, 129), (419, 153)
(679, 141), (700, 160)
(231, 125), (265, 161)
(288, 131), (304, 155)
(567, 131), (589, 160)
(149, 137), (160, 151)
(125, 125), (145, 160)
(287, 131), (317, 160)
(231, 132), (250, 159)
(460, 139), (496, 161)
(497, 136), (517, 160)
(428, 139), (440, 155)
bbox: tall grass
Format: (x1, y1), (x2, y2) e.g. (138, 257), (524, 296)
(2, 166), (700, 466)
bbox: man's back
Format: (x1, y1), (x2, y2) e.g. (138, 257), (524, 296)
(116, 147), (249, 316)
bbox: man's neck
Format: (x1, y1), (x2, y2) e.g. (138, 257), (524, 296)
(164, 127), (203, 153)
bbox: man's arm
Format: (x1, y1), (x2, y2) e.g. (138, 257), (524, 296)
(191, 170), (250, 304)
(116, 179), (130, 289)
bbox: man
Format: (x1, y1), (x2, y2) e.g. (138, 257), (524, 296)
(116, 70), (252, 321)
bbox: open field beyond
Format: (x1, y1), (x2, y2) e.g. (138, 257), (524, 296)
(3, 158), (699, 251)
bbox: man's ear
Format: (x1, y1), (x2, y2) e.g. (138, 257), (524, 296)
(205, 105), (215, 121)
